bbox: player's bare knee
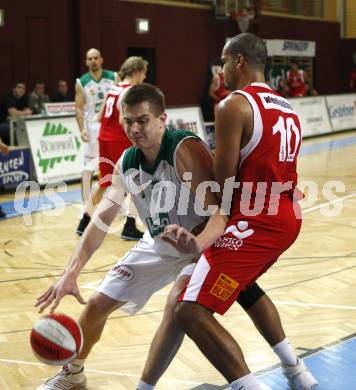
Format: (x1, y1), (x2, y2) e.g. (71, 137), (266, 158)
(174, 301), (202, 329)
(84, 292), (121, 320)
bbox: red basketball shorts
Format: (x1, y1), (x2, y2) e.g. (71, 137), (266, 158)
(98, 140), (130, 188)
(179, 200), (302, 315)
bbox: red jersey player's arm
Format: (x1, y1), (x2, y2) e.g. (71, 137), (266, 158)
(214, 93), (250, 196)
(169, 138), (228, 253)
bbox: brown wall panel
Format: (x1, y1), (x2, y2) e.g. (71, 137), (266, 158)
(256, 15), (341, 94)
(0, 45), (14, 99)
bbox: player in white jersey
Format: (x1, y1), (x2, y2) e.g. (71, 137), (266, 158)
(34, 83), (218, 390)
(75, 48), (116, 225)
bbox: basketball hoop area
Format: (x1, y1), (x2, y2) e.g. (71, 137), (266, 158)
(214, 0), (257, 32)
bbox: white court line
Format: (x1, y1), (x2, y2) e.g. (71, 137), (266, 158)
(274, 300), (356, 310)
(0, 358), (200, 385)
(302, 192), (356, 214)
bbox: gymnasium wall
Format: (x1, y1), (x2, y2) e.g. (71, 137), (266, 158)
(256, 15), (341, 94)
(0, 0), (77, 101)
(0, 0), (346, 104)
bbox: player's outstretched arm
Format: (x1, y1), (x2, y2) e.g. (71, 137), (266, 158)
(35, 165), (127, 313)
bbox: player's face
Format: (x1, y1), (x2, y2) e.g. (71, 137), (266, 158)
(122, 101), (166, 150)
(221, 46), (238, 91)
(86, 51), (103, 72)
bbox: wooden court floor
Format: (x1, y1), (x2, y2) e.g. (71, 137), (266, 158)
(0, 131), (356, 389)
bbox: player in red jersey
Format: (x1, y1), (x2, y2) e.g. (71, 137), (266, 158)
(209, 65), (230, 116)
(162, 33), (318, 390)
(77, 57), (147, 239)
(286, 62), (306, 97)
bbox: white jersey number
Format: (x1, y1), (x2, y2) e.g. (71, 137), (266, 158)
(104, 96), (116, 118)
(272, 116), (301, 162)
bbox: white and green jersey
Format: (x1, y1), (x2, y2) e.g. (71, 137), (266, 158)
(77, 69), (116, 123)
(119, 129), (208, 258)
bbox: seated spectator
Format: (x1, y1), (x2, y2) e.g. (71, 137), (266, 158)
(51, 79), (73, 102)
(0, 82), (32, 145)
(29, 81), (50, 114)
(276, 78), (289, 97)
(305, 80), (318, 96)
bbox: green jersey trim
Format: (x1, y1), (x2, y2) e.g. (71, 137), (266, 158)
(79, 70), (116, 87)
(121, 129), (199, 174)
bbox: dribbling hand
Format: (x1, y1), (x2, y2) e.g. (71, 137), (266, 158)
(161, 224), (202, 255)
(35, 271), (86, 313)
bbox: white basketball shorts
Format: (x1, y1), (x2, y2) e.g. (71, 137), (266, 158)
(83, 121), (100, 171)
(96, 235), (196, 315)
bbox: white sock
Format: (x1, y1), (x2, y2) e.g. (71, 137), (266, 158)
(230, 373), (263, 389)
(67, 358), (85, 373)
(272, 337), (298, 366)
(136, 380), (154, 390)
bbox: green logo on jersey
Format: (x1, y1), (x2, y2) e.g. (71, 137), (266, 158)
(146, 213), (170, 237)
(36, 122), (82, 174)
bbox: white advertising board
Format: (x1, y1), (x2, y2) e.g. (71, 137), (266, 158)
(44, 102), (76, 116)
(290, 96), (332, 137)
(326, 94), (356, 132)
(166, 106), (207, 144)
(265, 39), (316, 57)
(25, 116), (84, 185)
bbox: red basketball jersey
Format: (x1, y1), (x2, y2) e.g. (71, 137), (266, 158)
(98, 83), (132, 146)
(229, 82), (303, 219)
(287, 69), (306, 97)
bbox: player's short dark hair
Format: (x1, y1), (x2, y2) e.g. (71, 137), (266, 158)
(226, 33), (267, 69)
(122, 83), (165, 116)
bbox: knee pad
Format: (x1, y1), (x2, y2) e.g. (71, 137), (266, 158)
(236, 282), (265, 311)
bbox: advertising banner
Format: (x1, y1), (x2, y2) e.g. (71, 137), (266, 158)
(290, 96), (332, 137)
(265, 39), (316, 57)
(326, 94), (356, 131)
(166, 106), (207, 144)
(44, 102), (76, 116)
(0, 148), (31, 189)
(25, 116), (83, 184)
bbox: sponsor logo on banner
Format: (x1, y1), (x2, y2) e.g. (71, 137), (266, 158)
(36, 122), (81, 174)
(0, 149), (31, 188)
(264, 39), (315, 57)
(45, 102), (76, 115)
(26, 116), (84, 184)
(166, 106), (207, 143)
(210, 273), (239, 301)
(326, 94), (356, 131)
(289, 96), (332, 136)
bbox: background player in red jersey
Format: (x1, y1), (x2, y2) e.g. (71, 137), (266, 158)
(77, 56), (148, 239)
(209, 65), (230, 116)
(286, 62), (306, 97)
(161, 33), (318, 390)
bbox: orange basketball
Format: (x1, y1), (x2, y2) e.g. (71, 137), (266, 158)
(30, 313), (83, 365)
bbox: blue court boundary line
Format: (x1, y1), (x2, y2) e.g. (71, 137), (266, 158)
(1, 132), (356, 220)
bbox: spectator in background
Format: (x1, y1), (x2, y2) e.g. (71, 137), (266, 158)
(0, 82), (32, 145)
(305, 80), (318, 96)
(208, 65), (230, 117)
(29, 81), (50, 114)
(276, 78), (289, 97)
(286, 62), (306, 97)
(52, 79), (73, 102)
(349, 66), (356, 92)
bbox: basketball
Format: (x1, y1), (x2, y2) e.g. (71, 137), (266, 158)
(30, 313), (83, 366)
